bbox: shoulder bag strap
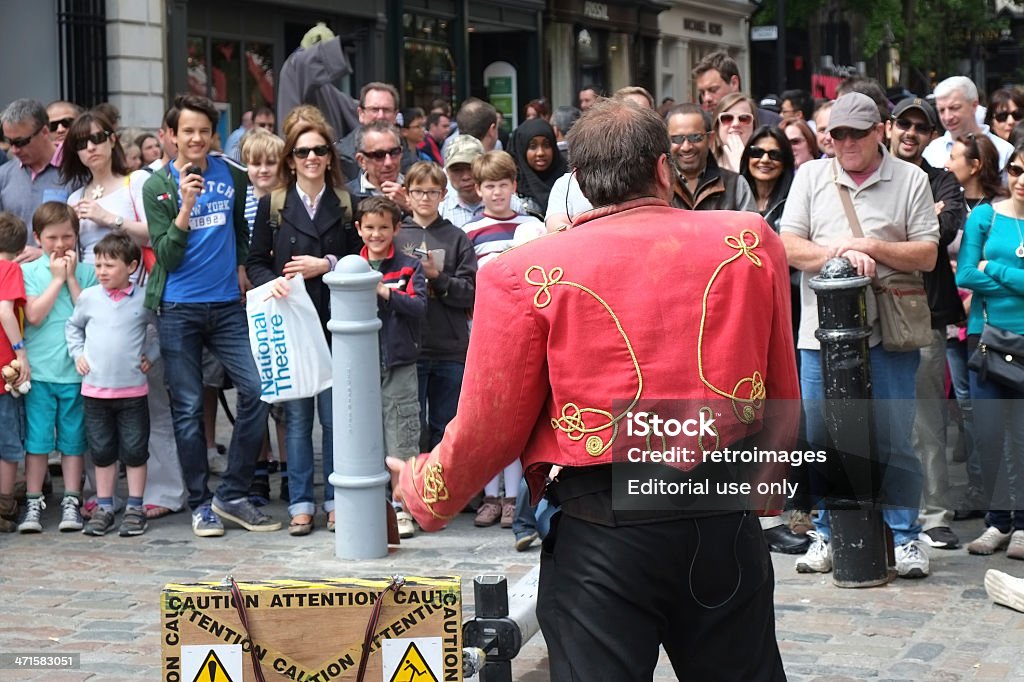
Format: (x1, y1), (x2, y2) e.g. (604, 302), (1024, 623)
(833, 159), (865, 238)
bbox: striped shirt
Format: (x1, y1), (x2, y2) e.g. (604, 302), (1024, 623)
(440, 193), (524, 229)
(462, 213), (544, 265)
(244, 185), (259, 244)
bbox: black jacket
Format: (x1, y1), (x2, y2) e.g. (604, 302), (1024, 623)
(393, 215), (478, 362)
(370, 247), (427, 369)
(921, 160), (966, 328)
(246, 185), (361, 338)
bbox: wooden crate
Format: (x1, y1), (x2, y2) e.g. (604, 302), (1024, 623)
(161, 576), (462, 682)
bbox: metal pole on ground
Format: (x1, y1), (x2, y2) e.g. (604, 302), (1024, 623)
(324, 255), (389, 560)
(809, 257), (890, 587)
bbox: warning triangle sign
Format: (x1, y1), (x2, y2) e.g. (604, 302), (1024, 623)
(191, 650), (235, 682)
(388, 642), (440, 682)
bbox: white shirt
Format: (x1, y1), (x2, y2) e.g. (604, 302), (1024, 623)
(921, 125), (1014, 172)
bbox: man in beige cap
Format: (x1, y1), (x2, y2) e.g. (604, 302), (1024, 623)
(779, 92), (940, 579)
(439, 134), (523, 228)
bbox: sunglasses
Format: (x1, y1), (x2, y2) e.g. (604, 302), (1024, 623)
(73, 130), (112, 151)
(48, 117), (75, 132)
(360, 147), (403, 161)
(893, 118), (934, 134)
(748, 146), (784, 162)
(3, 123), (44, 148)
(829, 127), (873, 141)
(1007, 164), (1024, 178)
(292, 145), (330, 158)
(719, 112), (754, 126)
(670, 133), (708, 145)
(993, 110), (1024, 124)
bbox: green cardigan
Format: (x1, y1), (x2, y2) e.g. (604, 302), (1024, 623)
(141, 159), (250, 310)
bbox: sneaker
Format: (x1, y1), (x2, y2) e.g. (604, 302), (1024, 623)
(212, 498), (282, 532)
(82, 508), (115, 536)
(192, 505), (225, 537)
(967, 526), (1013, 555)
(795, 531), (832, 573)
(895, 539), (930, 579)
(396, 510), (416, 539)
(515, 531), (539, 552)
(985, 569), (1024, 613)
(500, 498), (516, 529)
(119, 507), (148, 537)
(18, 497), (46, 533)
(919, 526), (960, 550)
(58, 496), (84, 532)
(208, 448), (228, 475)
(474, 497), (502, 527)
(1007, 530), (1024, 560)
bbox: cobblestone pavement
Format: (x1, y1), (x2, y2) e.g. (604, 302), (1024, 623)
(2, 435), (1023, 680)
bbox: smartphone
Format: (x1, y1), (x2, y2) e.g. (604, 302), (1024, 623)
(184, 165), (203, 177)
(413, 247), (429, 259)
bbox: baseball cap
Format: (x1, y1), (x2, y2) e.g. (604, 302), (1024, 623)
(891, 97), (938, 129)
(828, 93), (881, 132)
(759, 94), (781, 114)
(444, 134), (484, 169)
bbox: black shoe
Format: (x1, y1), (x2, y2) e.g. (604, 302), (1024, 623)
(954, 508), (986, 521)
(920, 526), (960, 549)
(764, 525), (812, 554)
(248, 475), (270, 507)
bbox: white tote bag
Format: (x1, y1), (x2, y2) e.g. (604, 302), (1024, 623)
(246, 274), (332, 403)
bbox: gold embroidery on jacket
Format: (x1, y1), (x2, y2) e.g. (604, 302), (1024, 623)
(417, 459), (457, 520)
(698, 229), (767, 425)
(526, 265), (642, 456)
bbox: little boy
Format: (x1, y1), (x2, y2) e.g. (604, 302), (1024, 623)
(19, 202), (97, 533)
(0, 213), (29, 532)
(394, 162), (477, 456)
(66, 232), (159, 536)
(462, 151), (544, 267)
(357, 196), (427, 538)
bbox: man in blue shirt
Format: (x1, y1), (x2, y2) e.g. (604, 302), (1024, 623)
(142, 94), (280, 537)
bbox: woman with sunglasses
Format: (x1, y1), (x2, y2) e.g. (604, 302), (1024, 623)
(247, 118), (357, 536)
(955, 141), (1024, 558)
(61, 111), (151, 263)
(984, 89), (1024, 142)
(711, 92), (759, 173)
(739, 126), (795, 231)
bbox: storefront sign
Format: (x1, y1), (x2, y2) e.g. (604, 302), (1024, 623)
(484, 61), (518, 131)
(751, 26), (778, 41)
(583, 2), (608, 21)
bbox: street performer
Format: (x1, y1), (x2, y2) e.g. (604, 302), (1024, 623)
(391, 100), (799, 681)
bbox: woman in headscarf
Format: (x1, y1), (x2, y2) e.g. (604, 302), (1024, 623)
(509, 118), (566, 217)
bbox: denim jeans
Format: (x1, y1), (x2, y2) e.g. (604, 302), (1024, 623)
(157, 301), (269, 510)
(83, 395), (150, 468)
(946, 338), (981, 491)
(512, 477), (557, 539)
(284, 388), (334, 517)
(801, 346), (923, 545)
(417, 360), (464, 450)
(968, 364), (1024, 532)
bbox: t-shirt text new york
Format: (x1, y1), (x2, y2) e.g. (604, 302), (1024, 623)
(163, 156), (239, 303)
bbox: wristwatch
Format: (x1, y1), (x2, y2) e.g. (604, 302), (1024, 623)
(114, 215), (124, 229)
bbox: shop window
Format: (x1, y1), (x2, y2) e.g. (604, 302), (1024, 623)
(187, 35), (275, 138)
(403, 13), (455, 111)
(577, 28), (606, 93)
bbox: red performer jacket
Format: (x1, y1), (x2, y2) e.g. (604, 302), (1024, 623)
(398, 198), (801, 529)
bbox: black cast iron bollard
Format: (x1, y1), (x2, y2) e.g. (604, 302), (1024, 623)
(809, 257), (890, 588)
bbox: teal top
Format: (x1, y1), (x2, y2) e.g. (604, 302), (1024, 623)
(22, 256), (97, 383)
(956, 202), (1024, 335)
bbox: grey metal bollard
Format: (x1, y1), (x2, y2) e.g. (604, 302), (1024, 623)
(324, 255), (390, 560)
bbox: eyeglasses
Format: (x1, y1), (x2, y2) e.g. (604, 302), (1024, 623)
(73, 130), (112, 151)
(3, 123), (44, 148)
(893, 118), (934, 134)
(292, 145), (330, 158)
(360, 147), (402, 161)
(1007, 164), (1024, 178)
(718, 112), (754, 126)
(748, 146), (784, 162)
(409, 189), (443, 200)
(993, 110), (1024, 123)
(829, 127), (873, 141)
(48, 117), (75, 132)
(362, 106), (395, 116)
(670, 133), (708, 145)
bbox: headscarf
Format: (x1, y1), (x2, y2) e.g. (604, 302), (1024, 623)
(508, 118), (565, 213)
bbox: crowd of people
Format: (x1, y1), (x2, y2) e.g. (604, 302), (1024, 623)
(0, 40), (1023, 596)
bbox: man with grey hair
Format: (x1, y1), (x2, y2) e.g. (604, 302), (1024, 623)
(393, 99), (798, 680)
(922, 76), (1014, 170)
(345, 120), (409, 212)
(0, 98), (70, 260)
(551, 105), (581, 154)
(337, 82), (409, 181)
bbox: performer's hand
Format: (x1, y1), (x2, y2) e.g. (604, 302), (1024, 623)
(386, 456), (406, 505)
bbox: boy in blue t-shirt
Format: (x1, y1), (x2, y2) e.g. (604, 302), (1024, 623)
(19, 202), (97, 533)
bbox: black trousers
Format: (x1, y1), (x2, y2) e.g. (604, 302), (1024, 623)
(537, 511), (787, 682)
